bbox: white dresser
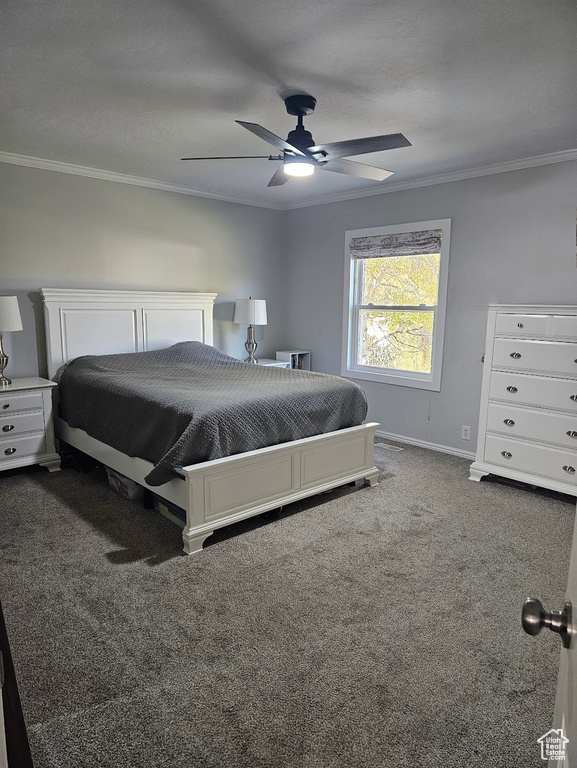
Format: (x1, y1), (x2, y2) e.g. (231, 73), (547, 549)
(470, 305), (577, 496)
(0, 378), (60, 473)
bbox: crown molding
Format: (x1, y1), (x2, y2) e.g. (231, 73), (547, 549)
(40, 287), (217, 304)
(1, 148), (576, 212)
(283, 149), (577, 210)
(0, 151), (284, 210)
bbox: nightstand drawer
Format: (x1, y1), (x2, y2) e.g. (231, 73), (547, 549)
(489, 371), (577, 410)
(487, 403), (577, 449)
(0, 391), (44, 414)
(484, 435), (577, 486)
(0, 411), (45, 437)
(0, 433), (46, 462)
(495, 313), (549, 336)
(492, 338), (577, 376)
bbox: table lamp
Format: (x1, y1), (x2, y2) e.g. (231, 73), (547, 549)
(234, 297), (267, 364)
(0, 296), (23, 386)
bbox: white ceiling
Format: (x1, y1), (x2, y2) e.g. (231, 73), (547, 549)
(2, 0), (577, 209)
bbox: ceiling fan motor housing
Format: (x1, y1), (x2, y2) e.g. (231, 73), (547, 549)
(286, 127), (315, 153)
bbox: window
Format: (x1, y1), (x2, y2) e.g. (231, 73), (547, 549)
(342, 219), (451, 391)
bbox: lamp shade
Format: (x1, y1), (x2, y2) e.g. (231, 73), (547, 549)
(234, 298), (267, 326)
(0, 296), (23, 332)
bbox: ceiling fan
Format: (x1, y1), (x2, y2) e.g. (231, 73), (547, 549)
(181, 94), (411, 188)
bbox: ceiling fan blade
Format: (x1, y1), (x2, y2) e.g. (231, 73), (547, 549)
(236, 121), (306, 156)
(267, 165), (290, 187)
(320, 157), (394, 182)
(181, 155), (283, 160)
(310, 133), (411, 159)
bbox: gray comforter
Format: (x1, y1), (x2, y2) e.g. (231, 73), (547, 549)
(58, 342), (368, 486)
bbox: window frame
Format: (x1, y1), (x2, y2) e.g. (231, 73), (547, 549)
(342, 219), (451, 391)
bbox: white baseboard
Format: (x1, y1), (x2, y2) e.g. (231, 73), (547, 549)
(375, 429), (476, 461)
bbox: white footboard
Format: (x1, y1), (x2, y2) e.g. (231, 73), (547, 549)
(181, 423), (379, 554)
(55, 417), (379, 555)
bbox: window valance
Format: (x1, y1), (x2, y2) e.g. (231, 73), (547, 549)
(349, 229), (442, 259)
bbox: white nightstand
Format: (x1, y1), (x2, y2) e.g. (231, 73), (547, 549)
(255, 358), (291, 368)
(276, 350), (311, 370)
(0, 378), (60, 473)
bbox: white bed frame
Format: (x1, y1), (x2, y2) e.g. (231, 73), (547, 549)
(42, 288), (379, 554)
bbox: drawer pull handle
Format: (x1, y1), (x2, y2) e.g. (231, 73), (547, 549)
(4, 447), (16, 456)
(517, 323), (524, 328)
(2, 424), (14, 432)
(503, 419), (515, 427)
(567, 431), (577, 439)
(563, 465), (576, 474)
(501, 451), (513, 459)
(571, 395), (577, 402)
(510, 352), (522, 359)
(2, 404), (9, 409)
(506, 386), (518, 393)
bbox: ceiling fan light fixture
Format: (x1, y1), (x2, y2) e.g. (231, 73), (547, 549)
(283, 156), (315, 177)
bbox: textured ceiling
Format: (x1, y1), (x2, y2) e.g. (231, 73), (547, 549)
(2, 0), (577, 208)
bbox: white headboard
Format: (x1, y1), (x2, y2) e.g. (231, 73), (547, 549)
(41, 288), (217, 379)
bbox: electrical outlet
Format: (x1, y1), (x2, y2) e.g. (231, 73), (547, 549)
(462, 425), (471, 440)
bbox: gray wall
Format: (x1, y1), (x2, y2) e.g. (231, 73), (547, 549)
(3, 159), (577, 458)
(284, 161), (577, 454)
(0, 164), (285, 378)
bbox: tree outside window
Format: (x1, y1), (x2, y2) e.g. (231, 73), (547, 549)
(358, 253), (440, 373)
(343, 220), (451, 391)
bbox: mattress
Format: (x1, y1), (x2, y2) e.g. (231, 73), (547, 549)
(58, 341), (368, 485)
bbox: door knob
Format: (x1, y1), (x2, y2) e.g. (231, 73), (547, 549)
(521, 598), (573, 649)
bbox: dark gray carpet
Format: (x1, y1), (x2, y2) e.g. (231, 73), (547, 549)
(0, 443), (573, 768)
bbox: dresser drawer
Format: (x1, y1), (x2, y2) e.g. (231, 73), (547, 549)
(484, 435), (577, 486)
(486, 403), (577, 449)
(492, 338), (577, 376)
(495, 313), (549, 336)
(0, 433), (46, 462)
(0, 411), (45, 437)
(551, 315), (577, 339)
(0, 391), (44, 414)
(489, 371), (577, 411)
